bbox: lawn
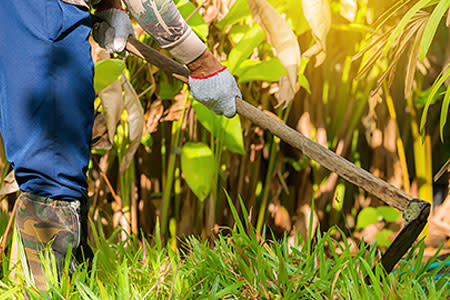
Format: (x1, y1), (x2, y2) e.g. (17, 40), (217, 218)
(1, 198), (449, 299)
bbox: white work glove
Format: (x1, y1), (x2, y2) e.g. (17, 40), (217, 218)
(189, 67), (241, 118)
(93, 8), (134, 53)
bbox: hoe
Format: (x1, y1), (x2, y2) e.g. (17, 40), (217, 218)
(124, 36), (430, 274)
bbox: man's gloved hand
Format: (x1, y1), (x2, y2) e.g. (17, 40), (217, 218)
(93, 8), (134, 53)
(188, 50), (241, 118)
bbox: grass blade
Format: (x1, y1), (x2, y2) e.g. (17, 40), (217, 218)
(420, 61), (450, 132)
(419, 0), (450, 61)
(440, 84), (450, 141)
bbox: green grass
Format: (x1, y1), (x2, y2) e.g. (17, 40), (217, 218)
(1, 197), (450, 299)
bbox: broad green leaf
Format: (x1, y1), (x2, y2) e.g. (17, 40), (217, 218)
(94, 59), (125, 92)
(440, 85), (450, 141)
(279, 0), (310, 35)
(376, 206), (401, 223)
(191, 100), (245, 155)
(228, 24), (252, 44)
(248, 0), (301, 104)
(298, 58), (311, 93)
(227, 25), (265, 74)
(419, 0), (450, 61)
(238, 59), (287, 82)
(298, 73), (311, 93)
(374, 229), (394, 248)
(217, 0), (251, 29)
(181, 142), (215, 201)
(231, 59), (259, 75)
(356, 207), (379, 230)
(159, 80), (183, 100)
(176, 0), (208, 41)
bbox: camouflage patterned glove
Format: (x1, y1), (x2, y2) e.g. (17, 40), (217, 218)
(15, 193), (81, 291)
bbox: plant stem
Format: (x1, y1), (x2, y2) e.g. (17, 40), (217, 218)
(407, 95), (433, 203)
(255, 100), (294, 234)
(161, 91), (189, 239)
(256, 105), (288, 234)
(118, 123), (131, 237)
(384, 84), (410, 193)
(256, 136), (279, 234)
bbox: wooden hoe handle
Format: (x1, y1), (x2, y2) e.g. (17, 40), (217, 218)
(126, 37), (413, 211)
(234, 99), (413, 210)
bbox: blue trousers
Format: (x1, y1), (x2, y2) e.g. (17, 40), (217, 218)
(0, 0), (95, 201)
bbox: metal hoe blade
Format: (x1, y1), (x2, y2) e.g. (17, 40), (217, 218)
(381, 199), (430, 273)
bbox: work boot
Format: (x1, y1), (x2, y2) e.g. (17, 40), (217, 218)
(14, 192), (88, 292)
(74, 194), (94, 269)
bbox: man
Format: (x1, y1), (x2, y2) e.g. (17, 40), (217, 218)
(0, 0), (241, 292)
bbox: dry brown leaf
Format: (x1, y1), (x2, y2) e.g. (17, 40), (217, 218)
(145, 100), (164, 133)
(371, 14), (427, 98)
(276, 76), (296, 108)
(358, 222), (385, 245)
(91, 113), (113, 150)
(90, 36), (109, 63)
(273, 203), (291, 231)
(203, 0), (221, 24)
(120, 74), (144, 174)
(0, 170), (19, 196)
(297, 112), (313, 139)
(161, 90), (186, 122)
(362, 90), (382, 145)
(295, 203), (318, 239)
(302, 0), (331, 67)
(90, 41), (124, 143)
(99, 79), (123, 143)
(353, 30), (390, 62)
(356, 10), (428, 97)
(262, 109), (281, 121)
(434, 158), (450, 182)
(340, 0), (357, 22)
(247, 0), (301, 105)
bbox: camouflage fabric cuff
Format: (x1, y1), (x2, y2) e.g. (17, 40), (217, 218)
(15, 192), (81, 291)
(124, 0), (206, 63)
(20, 192), (75, 206)
(166, 29), (207, 64)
